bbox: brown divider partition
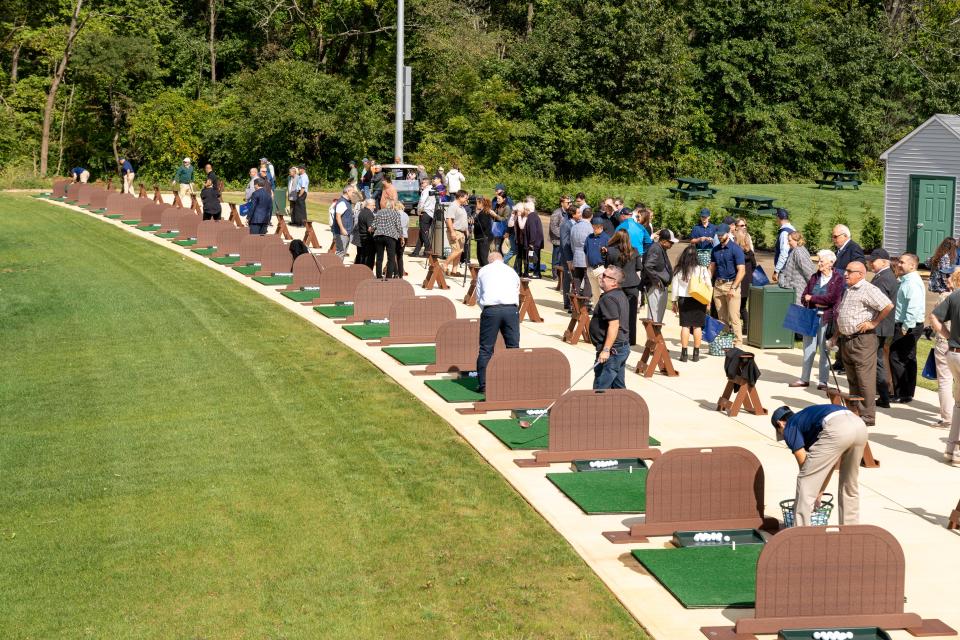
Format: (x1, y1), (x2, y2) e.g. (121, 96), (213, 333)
(74, 184), (96, 206)
(138, 202), (168, 226)
(238, 233), (283, 265)
(171, 212), (202, 240)
(286, 253), (329, 290)
(339, 278), (414, 324)
(212, 227), (248, 256)
(373, 296), (457, 346)
(159, 209), (192, 233)
(295, 264), (374, 305)
(254, 243), (293, 276)
(728, 525), (953, 637)
(414, 318), (504, 375)
(514, 389), (661, 467)
(457, 348), (570, 414)
(193, 220), (230, 246)
(603, 446), (778, 543)
(87, 185), (113, 210)
(105, 193), (141, 219)
(52, 179), (70, 198)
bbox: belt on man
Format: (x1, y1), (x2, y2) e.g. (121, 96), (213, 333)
(839, 330), (875, 339)
(715, 278), (732, 284)
(483, 303), (518, 309)
(949, 347), (960, 353)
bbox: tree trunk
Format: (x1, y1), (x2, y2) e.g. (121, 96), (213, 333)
(40, 0), (84, 177)
(10, 42), (21, 83)
(55, 84), (75, 177)
(527, 2), (534, 36)
(208, 0), (217, 85)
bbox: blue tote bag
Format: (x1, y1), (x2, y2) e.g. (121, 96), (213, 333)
(783, 304), (820, 337)
(752, 265), (770, 287)
(922, 349), (937, 380)
(703, 316), (725, 343)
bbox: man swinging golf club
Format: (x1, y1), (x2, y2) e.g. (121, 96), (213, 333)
(771, 403), (868, 526)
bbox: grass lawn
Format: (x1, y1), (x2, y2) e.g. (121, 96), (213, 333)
(0, 194), (645, 639)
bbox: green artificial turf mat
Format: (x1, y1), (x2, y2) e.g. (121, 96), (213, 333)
(210, 255), (241, 265)
(631, 544), (762, 608)
(424, 377), (485, 403)
(478, 418), (659, 450)
(382, 345), (437, 365)
(232, 265), (260, 276)
(547, 470), (648, 514)
(105, 213), (123, 219)
(31, 193), (48, 198)
(155, 231), (180, 239)
(92, 208), (107, 213)
(342, 323), (391, 340)
(136, 223), (160, 230)
(174, 238), (197, 246)
(480, 418), (550, 449)
(281, 289), (318, 302)
(190, 246), (217, 255)
(313, 304), (354, 318)
(252, 275), (294, 286)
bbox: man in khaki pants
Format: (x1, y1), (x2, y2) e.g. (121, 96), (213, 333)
(772, 404), (868, 526)
(709, 223), (745, 345)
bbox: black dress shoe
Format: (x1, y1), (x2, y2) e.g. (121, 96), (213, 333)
(893, 396), (913, 404)
(875, 400), (891, 409)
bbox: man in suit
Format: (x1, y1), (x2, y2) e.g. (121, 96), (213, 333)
(867, 249), (899, 408)
(832, 224), (867, 373)
(833, 224), (866, 272)
(247, 178), (273, 235)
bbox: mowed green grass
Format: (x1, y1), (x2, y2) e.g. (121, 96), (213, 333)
(0, 194), (645, 639)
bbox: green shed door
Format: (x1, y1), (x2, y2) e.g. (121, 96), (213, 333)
(909, 175), (955, 264)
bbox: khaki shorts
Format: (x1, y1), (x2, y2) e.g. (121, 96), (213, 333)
(450, 230), (465, 252)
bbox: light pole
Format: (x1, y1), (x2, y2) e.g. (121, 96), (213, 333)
(394, 0), (404, 162)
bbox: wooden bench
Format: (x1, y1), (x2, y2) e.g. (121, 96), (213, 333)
(667, 176), (718, 201)
(724, 195), (777, 218)
(816, 169), (861, 190)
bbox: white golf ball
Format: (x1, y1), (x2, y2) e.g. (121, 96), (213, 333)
(723, 535), (731, 542)
(812, 633), (821, 640)
(694, 533), (702, 541)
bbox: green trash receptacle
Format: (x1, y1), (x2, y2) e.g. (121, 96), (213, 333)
(746, 285), (795, 349)
(272, 188), (287, 214)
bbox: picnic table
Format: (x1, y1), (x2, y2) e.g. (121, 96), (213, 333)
(667, 176), (718, 200)
(724, 195), (777, 217)
(815, 169), (861, 190)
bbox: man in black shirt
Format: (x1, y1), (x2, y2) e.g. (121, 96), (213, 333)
(590, 265), (631, 389)
(355, 197), (377, 269)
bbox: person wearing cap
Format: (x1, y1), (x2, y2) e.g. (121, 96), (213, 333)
(173, 158), (195, 200)
(583, 218), (611, 305)
(709, 223), (746, 346)
(771, 403), (868, 526)
(930, 270), (960, 461)
(590, 265), (630, 390)
(831, 261), (893, 425)
(549, 196), (570, 281)
(616, 207), (652, 257)
(868, 248), (899, 408)
(642, 228), (677, 323)
(690, 208), (717, 251)
(119, 157), (135, 194)
(889, 253), (925, 404)
(772, 208), (795, 278)
(295, 165), (310, 224)
(348, 160), (358, 184)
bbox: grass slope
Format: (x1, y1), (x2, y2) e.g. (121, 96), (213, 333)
(0, 195), (644, 639)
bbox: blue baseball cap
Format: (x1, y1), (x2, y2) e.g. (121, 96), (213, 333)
(699, 208), (711, 217)
(771, 406), (793, 437)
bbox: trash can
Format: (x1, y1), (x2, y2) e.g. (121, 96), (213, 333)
(272, 187), (287, 214)
(746, 285), (795, 349)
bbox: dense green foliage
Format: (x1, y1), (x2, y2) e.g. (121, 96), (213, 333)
(1, 0), (958, 184)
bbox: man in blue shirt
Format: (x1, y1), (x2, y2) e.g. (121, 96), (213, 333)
(689, 208), (717, 251)
(583, 219), (610, 306)
(615, 208), (651, 256)
(890, 253), (925, 403)
(709, 224), (746, 345)
(119, 157), (135, 194)
(771, 404), (868, 526)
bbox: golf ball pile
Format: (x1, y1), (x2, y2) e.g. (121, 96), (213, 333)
(812, 632), (853, 640)
(527, 409), (547, 415)
(588, 459), (618, 468)
(693, 532), (732, 543)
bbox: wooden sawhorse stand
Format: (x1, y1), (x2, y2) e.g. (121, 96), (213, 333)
(274, 211), (293, 240)
(825, 389), (880, 468)
(303, 221), (321, 249)
(422, 253), (449, 290)
(717, 353), (767, 417)
(519, 278), (543, 323)
(463, 264), (479, 305)
(228, 203), (246, 228)
(562, 295), (591, 346)
(635, 320), (677, 377)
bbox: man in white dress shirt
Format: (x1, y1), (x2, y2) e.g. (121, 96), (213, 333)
(475, 252), (521, 392)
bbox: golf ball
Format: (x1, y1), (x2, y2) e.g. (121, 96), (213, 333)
(723, 535), (731, 542)
(812, 633), (821, 640)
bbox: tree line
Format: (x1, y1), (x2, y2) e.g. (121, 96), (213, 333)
(1, 0), (958, 185)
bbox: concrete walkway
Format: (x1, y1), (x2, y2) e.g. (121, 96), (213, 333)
(49, 194), (959, 640)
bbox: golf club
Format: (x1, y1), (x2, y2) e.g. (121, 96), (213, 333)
(518, 359), (599, 429)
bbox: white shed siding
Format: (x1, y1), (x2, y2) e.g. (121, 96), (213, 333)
(883, 118), (960, 256)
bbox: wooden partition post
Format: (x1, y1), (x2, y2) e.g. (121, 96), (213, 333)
(562, 295), (591, 346)
(518, 278), (543, 323)
(635, 320), (677, 377)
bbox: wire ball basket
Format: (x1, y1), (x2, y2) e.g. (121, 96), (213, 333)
(780, 492), (834, 527)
